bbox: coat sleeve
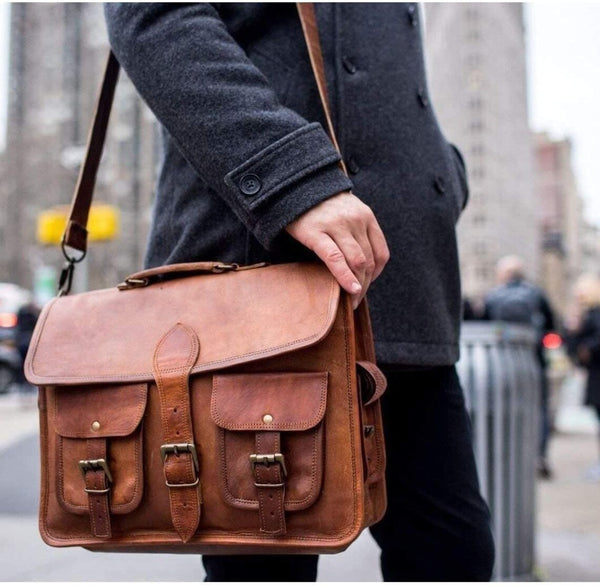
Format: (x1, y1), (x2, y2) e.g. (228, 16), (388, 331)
(103, 3), (353, 249)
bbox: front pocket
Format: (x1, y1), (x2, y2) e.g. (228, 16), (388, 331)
(54, 383), (147, 515)
(211, 372), (327, 512)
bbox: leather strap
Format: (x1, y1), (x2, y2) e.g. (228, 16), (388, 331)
(62, 52), (120, 255)
(253, 432), (286, 535)
(296, 3), (347, 174)
(152, 323), (201, 543)
(59, 4), (345, 261)
(357, 360), (387, 406)
(83, 438), (112, 538)
(117, 261), (268, 290)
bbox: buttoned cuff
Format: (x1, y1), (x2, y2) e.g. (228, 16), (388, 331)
(223, 122), (352, 248)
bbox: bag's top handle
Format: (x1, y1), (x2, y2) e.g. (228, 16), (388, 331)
(60, 3), (345, 265)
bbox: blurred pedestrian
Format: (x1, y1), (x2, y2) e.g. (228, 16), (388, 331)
(104, 3), (495, 581)
(484, 255), (556, 478)
(15, 301), (40, 398)
(564, 274), (600, 481)
(463, 296), (485, 320)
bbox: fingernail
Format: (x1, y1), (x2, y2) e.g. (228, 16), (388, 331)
(351, 282), (362, 294)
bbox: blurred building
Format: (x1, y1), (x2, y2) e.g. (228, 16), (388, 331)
(0, 152), (6, 253)
(424, 3), (539, 300)
(534, 132), (587, 318)
(581, 221), (600, 278)
(0, 4), (159, 292)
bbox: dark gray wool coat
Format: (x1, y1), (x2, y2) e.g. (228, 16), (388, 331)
(104, 3), (469, 367)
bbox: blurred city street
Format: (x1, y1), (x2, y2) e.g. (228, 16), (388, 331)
(1, 3), (600, 583)
(1, 372), (599, 582)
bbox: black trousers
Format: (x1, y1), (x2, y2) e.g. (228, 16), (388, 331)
(202, 366), (495, 581)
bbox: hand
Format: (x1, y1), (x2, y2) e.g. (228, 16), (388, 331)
(285, 191), (390, 309)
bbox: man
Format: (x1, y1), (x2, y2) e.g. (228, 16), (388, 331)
(484, 255), (556, 479)
(104, 3), (494, 581)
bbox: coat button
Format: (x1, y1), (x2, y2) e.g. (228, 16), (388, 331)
(347, 156), (360, 175)
(239, 174), (262, 196)
(342, 56), (358, 75)
(434, 176), (446, 194)
(407, 4), (418, 27)
(417, 87), (429, 108)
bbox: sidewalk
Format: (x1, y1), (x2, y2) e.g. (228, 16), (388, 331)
(536, 430), (600, 581)
(1, 390), (599, 580)
(0, 388), (38, 449)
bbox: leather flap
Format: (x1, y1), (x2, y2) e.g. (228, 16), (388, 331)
(25, 263), (340, 386)
(211, 372), (328, 431)
(55, 383), (147, 438)
(357, 361), (387, 406)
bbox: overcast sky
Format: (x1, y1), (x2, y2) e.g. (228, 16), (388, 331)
(0, 3), (598, 224)
(0, 4), (8, 151)
(525, 2), (600, 226)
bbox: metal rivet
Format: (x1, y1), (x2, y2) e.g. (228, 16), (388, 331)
(262, 414), (273, 424)
(91, 421), (101, 431)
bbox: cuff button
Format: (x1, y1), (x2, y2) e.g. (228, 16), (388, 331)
(239, 174), (262, 196)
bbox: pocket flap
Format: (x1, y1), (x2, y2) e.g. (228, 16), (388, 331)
(55, 384), (147, 438)
(211, 372), (327, 431)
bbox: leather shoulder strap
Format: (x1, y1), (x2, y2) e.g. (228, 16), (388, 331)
(62, 51), (120, 258)
(61, 3), (345, 258)
(296, 3), (346, 172)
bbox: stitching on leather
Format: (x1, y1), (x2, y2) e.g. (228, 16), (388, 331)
(211, 373), (328, 430)
(221, 420), (324, 509)
(56, 384), (147, 514)
(273, 435), (285, 534)
(59, 425), (144, 513)
(54, 383), (147, 438)
(40, 299), (364, 546)
(30, 275), (339, 383)
(342, 298), (362, 533)
(153, 323), (201, 539)
(256, 434), (268, 531)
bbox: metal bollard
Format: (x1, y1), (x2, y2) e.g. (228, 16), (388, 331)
(457, 321), (540, 581)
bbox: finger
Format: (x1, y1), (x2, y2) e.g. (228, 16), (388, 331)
(329, 231), (370, 292)
(367, 219), (390, 281)
(310, 233), (362, 296)
(352, 293), (368, 310)
(350, 228), (376, 291)
(328, 231), (372, 310)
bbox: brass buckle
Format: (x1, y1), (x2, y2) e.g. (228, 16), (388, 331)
(79, 458), (113, 494)
(211, 262), (239, 273)
(249, 453), (288, 478)
(117, 277), (149, 290)
(160, 443), (200, 488)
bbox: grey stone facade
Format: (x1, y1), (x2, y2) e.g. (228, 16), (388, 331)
(1, 3), (158, 292)
(424, 3), (539, 300)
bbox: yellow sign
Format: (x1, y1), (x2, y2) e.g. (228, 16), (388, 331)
(37, 204), (120, 245)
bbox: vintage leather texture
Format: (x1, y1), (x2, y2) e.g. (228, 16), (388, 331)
(27, 262), (387, 554)
(28, 4), (387, 556)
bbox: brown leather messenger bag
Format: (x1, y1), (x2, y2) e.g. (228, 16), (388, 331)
(25, 3), (387, 554)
